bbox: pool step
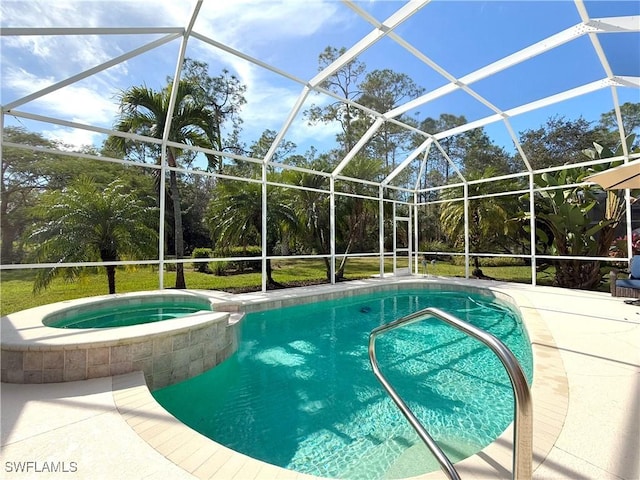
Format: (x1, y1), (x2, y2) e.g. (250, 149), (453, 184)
(384, 435), (485, 479)
(337, 435), (420, 480)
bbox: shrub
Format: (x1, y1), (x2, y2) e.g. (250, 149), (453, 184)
(212, 260), (229, 276)
(191, 248), (213, 273)
(609, 232), (640, 258)
(212, 246), (262, 275)
(419, 240), (457, 262)
(449, 255), (525, 267)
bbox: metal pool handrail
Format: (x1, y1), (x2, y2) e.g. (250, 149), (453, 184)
(368, 307), (532, 480)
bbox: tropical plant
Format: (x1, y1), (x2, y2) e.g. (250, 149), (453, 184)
(1, 128), (126, 263)
(178, 59), (247, 167)
(334, 155), (384, 279)
(282, 158), (333, 279)
(28, 176), (157, 294)
(109, 80), (218, 289)
(205, 179), (298, 287)
(439, 168), (522, 276)
(609, 232), (640, 258)
(1, 127), (57, 263)
(524, 167), (619, 289)
(191, 247), (213, 273)
(527, 133), (639, 289)
(584, 135), (639, 239)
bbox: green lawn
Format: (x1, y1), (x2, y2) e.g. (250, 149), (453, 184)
(0, 258), (565, 316)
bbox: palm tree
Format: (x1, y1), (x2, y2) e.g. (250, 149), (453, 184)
(440, 168), (521, 276)
(205, 179), (298, 287)
(29, 176), (157, 294)
(335, 155), (385, 279)
(282, 159), (333, 280)
(109, 80), (217, 289)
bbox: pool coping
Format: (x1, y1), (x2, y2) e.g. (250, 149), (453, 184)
(110, 276), (568, 480)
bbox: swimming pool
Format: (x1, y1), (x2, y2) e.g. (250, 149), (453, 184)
(153, 289), (532, 479)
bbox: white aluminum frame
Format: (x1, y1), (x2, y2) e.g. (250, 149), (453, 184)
(1, 1), (638, 291)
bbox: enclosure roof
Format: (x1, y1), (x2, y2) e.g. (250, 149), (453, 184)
(1, 0), (639, 187)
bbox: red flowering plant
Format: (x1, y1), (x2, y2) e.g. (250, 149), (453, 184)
(609, 231), (640, 258)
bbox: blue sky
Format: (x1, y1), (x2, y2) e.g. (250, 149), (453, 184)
(1, 0), (639, 160)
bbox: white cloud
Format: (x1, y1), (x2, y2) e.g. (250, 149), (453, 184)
(41, 126), (102, 149)
(2, 2), (119, 72)
(239, 80), (342, 150)
(1, 0), (350, 152)
(4, 67), (118, 125)
(185, 0), (348, 151)
(194, 0), (343, 48)
(42, 85), (117, 126)
(1, 0), (191, 85)
(1, 0), (194, 29)
(223, 68), (341, 152)
(288, 118), (341, 152)
(3, 35), (123, 80)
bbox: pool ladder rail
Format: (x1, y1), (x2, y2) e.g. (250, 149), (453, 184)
(368, 307), (533, 480)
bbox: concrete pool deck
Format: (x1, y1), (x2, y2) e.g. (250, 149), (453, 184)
(1, 277), (638, 479)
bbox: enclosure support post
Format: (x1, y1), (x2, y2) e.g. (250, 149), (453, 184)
(464, 183), (470, 279)
(413, 192), (419, 275)
(261, 163), (268, 293)
(158, 143), (166, 290)
(626, 187), (633, 261)
(330, 177), (336, 284)
(392, 202), (397, 274)
(379, 186), (385, 278)
(529, 173), (537, 286)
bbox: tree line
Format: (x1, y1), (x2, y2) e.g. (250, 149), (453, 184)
(1, 50), (638, 293)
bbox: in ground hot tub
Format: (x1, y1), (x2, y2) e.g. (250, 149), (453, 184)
(43, 295), (213, 329)
(1, 291), (241, 389)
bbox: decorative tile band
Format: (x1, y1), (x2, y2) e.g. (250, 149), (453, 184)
(1, 317), (239, 390)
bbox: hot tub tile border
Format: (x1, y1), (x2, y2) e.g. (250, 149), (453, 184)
(2, 310), (241, 389)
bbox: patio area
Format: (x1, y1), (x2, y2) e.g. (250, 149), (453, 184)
(1, 278), (638, 480)
(2, 1), (639, 478)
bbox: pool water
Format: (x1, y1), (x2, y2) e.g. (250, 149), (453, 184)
(153, 289), (533, 479)
(45, 301), (210, 328)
